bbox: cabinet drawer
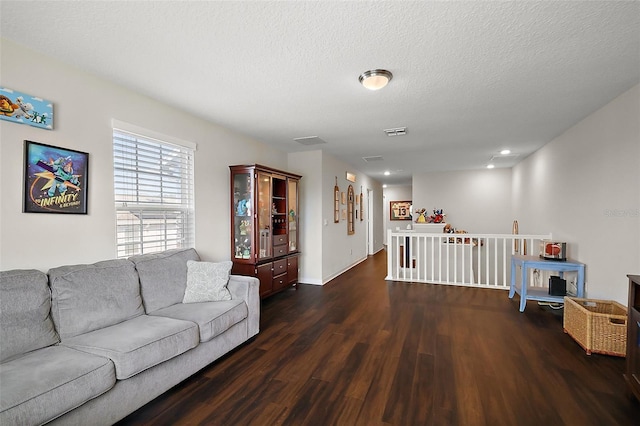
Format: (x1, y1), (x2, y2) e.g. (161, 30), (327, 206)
(273, 245), (287, 257)
(273, 273), (288, 291)
(273, 258), (288, 276)
(273, 234), (287, 246)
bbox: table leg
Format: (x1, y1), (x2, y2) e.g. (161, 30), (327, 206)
(509, 260), (516, 299)
(577, 267), (585, 297)
(520, 265), (527, 312)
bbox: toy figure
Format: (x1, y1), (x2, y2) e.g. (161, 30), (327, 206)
(237, 199), (248, 216)
(428, 208), (446, 223)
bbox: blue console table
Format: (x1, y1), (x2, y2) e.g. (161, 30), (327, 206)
(509, 254), (585, 312)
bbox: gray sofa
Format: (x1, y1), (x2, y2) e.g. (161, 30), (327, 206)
(0, 248), (260, 426)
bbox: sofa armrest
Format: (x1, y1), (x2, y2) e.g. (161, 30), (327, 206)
(227, 275), (260, 338)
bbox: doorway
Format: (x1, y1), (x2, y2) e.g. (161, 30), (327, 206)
(367, 188), (374, 255)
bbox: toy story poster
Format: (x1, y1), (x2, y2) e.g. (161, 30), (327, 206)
(23, 141), (88, 214)
(0, 87), (53, 130)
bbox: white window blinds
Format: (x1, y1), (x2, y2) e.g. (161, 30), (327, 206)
(113, 129), (195, 258)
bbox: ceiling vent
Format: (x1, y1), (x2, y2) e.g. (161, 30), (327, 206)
(489, 153), (520, 167)
(383, 127), (407, 136)
(362, 155), (384, 162)
(293, 136), (327, 146)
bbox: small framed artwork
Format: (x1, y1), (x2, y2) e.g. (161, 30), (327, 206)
(334, 177), (340, 223)
(346, 171), (356, 182)
(341, 192), (346, 205)
(1, 87), (53, 130)
(23, 140), (89, 214)
(390, 200), (412, 221)
(347, 184), (354, 235)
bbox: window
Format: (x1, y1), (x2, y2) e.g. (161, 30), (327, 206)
(112, 127), (195, 258)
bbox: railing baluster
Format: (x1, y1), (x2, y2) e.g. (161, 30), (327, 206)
(386, 231), (552, 290)
(485, 238), (490, 285)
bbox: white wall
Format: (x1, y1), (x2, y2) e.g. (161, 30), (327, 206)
(370, 186), (385, 255)
(412, 168), (513, 234)
(287, 150), (323, 284)
(0, 38), (286, 270)
(513, 85), (640, 305)
(322, 154), (367, 284)
(289, 150), (384, 285)
(383, 185), (412, 236)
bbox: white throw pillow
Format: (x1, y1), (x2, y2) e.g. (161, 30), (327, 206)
(183, 260), (233, 303)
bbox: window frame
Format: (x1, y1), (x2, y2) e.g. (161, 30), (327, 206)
(112, 121), (196, 258)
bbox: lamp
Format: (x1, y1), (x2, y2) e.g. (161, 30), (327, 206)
(358, 69), (393, 90)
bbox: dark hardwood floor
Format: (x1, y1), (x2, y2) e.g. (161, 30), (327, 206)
(118, 250), (640, 425)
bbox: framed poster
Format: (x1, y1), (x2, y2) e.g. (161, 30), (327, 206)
(23, 140), (88, 214)
(0, 87), (53, 130)
(390, 200), (412, 221)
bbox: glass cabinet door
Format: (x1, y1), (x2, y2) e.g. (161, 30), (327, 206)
(257, 172), (272, 259)
(288, 178), (298, 252)
(232, 171), (252, 260)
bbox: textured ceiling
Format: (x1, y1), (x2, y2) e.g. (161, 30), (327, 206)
(2, 1), (639, 185)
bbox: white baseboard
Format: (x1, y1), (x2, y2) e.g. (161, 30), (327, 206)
(320, 256), (368, 285)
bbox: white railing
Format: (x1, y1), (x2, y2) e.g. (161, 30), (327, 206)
(386, 230), (552, 290)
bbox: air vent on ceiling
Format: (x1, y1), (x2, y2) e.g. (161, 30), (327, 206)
(489, 153), (520, 166)
(293, 136), (327, 146)
(362, 155), (384, 162)
(383, 127), (407, 136)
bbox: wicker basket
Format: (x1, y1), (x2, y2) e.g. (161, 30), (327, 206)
(563, 296), (627, 357)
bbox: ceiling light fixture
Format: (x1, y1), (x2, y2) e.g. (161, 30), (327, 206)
(384, 171), (391, 176)
(359, 69), (393, 90)
(500, 149), (511, 155)
(487, 164), (495, 169)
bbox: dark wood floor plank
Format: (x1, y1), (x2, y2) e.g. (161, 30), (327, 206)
(117, 250), (640, 426)
(344, 329), (391, 401)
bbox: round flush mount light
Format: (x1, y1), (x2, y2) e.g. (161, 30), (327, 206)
(487, 164), (495, 169)
(500, 149), (511, 155)
(359, 69), (393, 90)
(384, 171), (391, 176)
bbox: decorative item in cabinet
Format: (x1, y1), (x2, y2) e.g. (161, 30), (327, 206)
(229, 164), (301, 298)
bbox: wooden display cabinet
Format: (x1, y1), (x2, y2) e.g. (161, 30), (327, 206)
(229, 164), (301, 298)
(625, 274), (640, 402)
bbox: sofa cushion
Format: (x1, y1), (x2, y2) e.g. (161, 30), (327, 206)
(62, 314), (199, 379)
(0, 269), (59, 362)
(49, 259), (144, 339)
(151, 299), (248, 342)
(183, 260), (233, 303)
(129, 248), (200, 313)
(0, 345), (115, 426)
